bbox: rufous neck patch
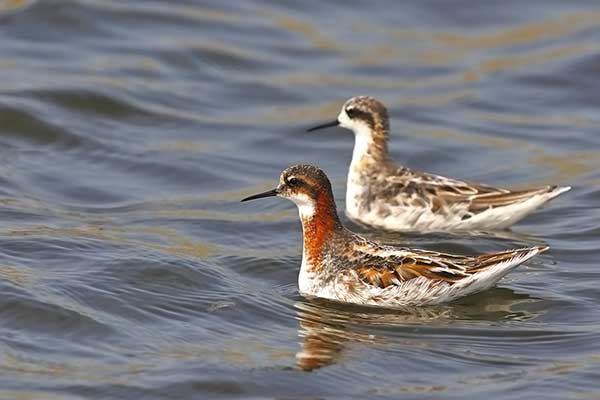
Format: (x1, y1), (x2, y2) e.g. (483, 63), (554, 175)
(300, 193), (340, 271)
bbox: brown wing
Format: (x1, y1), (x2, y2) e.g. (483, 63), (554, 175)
(353, 246), (546, 289)
(394, 167), (558, 213)
(468, 186), (557, 212)
(355, 253), (470, 288)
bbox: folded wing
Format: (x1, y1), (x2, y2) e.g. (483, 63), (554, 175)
(354, 246), (547, 289)
(389, 167), (567, 214)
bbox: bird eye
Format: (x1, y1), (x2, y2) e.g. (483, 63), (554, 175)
(345, 107), (358, 118)
(287, 177), (300, 186)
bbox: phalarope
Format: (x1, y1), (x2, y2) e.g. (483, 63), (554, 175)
(307, 96), (571, 232)
(241, 164), (547, 308)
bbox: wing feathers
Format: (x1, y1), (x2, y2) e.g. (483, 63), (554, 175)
(389, 168), (569, 215)
(355, 246), (548, 289)
(469, 186), (557, 211)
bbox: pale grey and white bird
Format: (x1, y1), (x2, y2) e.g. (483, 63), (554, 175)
(307, 96), (571, 232)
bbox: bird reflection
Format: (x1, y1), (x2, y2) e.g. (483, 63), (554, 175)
(294, 287), (542, 371)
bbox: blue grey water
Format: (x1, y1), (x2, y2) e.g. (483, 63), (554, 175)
(0, 0), (599, 398)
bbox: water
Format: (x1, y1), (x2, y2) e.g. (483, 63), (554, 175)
(0, 0), (599, 398)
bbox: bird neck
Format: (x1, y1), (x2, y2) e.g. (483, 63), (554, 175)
(298, 192), (343, 272)
(350, 124), (390, 170)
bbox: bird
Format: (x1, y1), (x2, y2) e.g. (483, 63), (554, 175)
(241, 164), (548, 308)
(306, 96), (571, 232)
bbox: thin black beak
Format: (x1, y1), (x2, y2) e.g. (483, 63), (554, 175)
(240, 188), (279, 202)
(306, 120), (339, 132)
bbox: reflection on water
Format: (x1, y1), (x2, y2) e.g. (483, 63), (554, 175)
(294, 288), (540, 371)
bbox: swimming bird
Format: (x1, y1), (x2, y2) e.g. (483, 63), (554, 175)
(241, 164), (547, 307)
(307, 96), (570, 231)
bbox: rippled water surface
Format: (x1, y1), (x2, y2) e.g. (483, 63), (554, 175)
(1, 0), (600, 398)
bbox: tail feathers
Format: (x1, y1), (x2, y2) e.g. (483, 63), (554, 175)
(469, 245), (548, 274)
(456, 246), (548, 296)
(426, 246), (549, 304)
(464, 185), (570, 230)
(546, 185), (571, 201)
(471, 185), (570, 211)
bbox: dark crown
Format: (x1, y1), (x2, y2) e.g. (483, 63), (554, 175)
(282, 164), (333, 194)
(343, 96), (389, 134)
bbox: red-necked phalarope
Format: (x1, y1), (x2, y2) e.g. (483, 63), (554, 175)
(241, 164), (548, 308)
(307, 96), (571, 232)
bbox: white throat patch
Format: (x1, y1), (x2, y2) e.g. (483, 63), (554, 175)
(290, 193), (316, 220)
(338, 109), (375, 165)
(351, 124), (374, 164)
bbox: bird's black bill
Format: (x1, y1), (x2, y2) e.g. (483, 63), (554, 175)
(306, 120), (339, 132)
(240, 189), (279, 202)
